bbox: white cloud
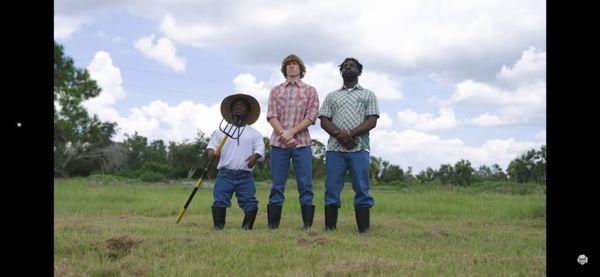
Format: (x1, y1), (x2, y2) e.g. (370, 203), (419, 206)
(159, 14), (229, 48)
(83, 51), (126, 122)
(116, 0), (545, 79)
(134, 35), (186, 72)
(80, 50), (219, 142)
(378, 113), (393, 129)
(397, 108), (459, 131)
(445, 47), (546, 127)
(497, 46), (546, 84)
(232, 73), (274, 109)
(465, 113), (506, 126)
(447, 80), (512, 107)
(370, 129), (541, 172)
(304, 63), (403, 101)
(233, 62), (402, 110)
(54, 14), (88, 40)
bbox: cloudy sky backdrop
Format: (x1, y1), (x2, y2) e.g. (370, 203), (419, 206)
(55, 0), (546, 172)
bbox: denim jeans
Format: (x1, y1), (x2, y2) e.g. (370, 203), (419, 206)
(324, 150), (374, 208)
(268, 146), (314, 206)
(213, 168), (258, 212)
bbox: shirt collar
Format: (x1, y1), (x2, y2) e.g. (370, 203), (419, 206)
(341, 83), (362, 91)
(284, 79), (306, 88)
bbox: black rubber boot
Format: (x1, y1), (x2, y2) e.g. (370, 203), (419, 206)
(212, 206), (226, 230)
(267, 204), (282, 230)
(355, 206), (370, 234)
(241, 208), (258, 230)
(324, 205), (338, 231)
(301, 205), (315, 230)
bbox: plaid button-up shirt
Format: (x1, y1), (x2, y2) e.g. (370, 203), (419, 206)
(267, 80), (319, 148)
(318, 84), (379, 152)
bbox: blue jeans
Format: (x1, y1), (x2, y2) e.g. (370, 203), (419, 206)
(213, 168), (258, 212)
(269, 146), (314, 206)
(324, 150), (374, 208)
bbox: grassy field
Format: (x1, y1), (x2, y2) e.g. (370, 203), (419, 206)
(55, 175), (546, 276)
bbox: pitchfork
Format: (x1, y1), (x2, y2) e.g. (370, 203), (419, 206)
(175, 116), (246, 223)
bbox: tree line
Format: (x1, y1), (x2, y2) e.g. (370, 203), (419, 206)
(54, 41), (546, 186)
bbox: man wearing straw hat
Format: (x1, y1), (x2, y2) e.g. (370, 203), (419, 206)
(266, 54), (320, 230)
(207, 93), (265, 230)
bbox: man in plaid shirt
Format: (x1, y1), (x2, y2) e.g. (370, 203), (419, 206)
(318, 57), (379, 234)
(266, 54), (319, 230)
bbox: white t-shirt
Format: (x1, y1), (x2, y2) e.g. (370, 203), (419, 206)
(207, 126), (265, 171)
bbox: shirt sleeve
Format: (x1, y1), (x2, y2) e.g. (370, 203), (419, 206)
(318, 93), (333, 119)
(266, 87), (278, 120)
(207, 131), (223, 150)
(253, 131), (266, 161)
(305, 86), (319, 124)
(366, 90), (380, 117)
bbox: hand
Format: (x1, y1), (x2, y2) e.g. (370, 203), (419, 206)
(246, 154), (260, 168)
(279, 129), (295, 144)
(334, 130), (356, 150)
(207, 149), (218, 161)
(337, 137), (356, 150)
(284, 138), (298, 147)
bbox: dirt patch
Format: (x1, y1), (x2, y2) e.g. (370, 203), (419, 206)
(129, 266), (149, 276)
(324, 258), (398, 276)
(297, 234), (328, 246)
(307, 230), (319, 237)
(427, 227), (450, 238)
(54, 259), (79, 277)
(105, 235), (139, 252)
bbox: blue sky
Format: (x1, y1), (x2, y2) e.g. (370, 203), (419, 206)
(55, 0), (546, 172)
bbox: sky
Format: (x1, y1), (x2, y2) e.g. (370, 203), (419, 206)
(54, 0), (546, 173)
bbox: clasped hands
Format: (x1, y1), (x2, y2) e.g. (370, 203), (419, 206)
(334, 129), (356, 150)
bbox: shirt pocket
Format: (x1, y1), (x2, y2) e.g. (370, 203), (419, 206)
(355, 97), (368, 116)
(297, 95), (309, 115)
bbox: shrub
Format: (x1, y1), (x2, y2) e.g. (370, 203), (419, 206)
(139, 171), (167, 182)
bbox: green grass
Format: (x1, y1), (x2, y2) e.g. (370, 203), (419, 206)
(55, 176), (546, 276)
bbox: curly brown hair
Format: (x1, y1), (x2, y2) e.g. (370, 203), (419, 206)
(280, 54), (306, 79)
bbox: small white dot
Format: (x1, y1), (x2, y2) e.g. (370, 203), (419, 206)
(17, 122), (22, 127)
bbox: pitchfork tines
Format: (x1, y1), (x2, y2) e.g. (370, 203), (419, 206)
(219, 117), (246, 139)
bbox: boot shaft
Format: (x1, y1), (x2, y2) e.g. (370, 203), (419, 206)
(355, 206), (370, 234)
(212, 206), (227, 230)
(241, 208), (258, 230)
(267, 204), (282, 229)
(324, 205), (338, 231)
(301, 205), (315, 230)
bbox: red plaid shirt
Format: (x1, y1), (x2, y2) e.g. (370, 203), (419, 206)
(267, 80), (319, 148)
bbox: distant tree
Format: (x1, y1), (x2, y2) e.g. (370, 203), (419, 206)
(507, 158), (529, 182)
(310, 139), (326, 179)
(146, 139), (168, 164)
(416, 167), (436, 184)
(96, 143), (129, 174)
(490, 163), (507, 180)
(370, 156), (382, 180)
(453, 159), (474, 186)
(436, 164), (454, 185)
(404, 166), (416, 184)
(253, 137), (272, 181)
(123, 132), (149, 170)
(381, 164), (404, 183)
(475, 165), (493, 180)
(167, 132), (210, 179)
(54, 41), (117, 176)
(507, 145), (546, 184)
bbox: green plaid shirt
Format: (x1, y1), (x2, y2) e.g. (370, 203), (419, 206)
(318, 84), (379, 152)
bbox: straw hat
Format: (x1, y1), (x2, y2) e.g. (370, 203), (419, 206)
(220, 93), (261, 125)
